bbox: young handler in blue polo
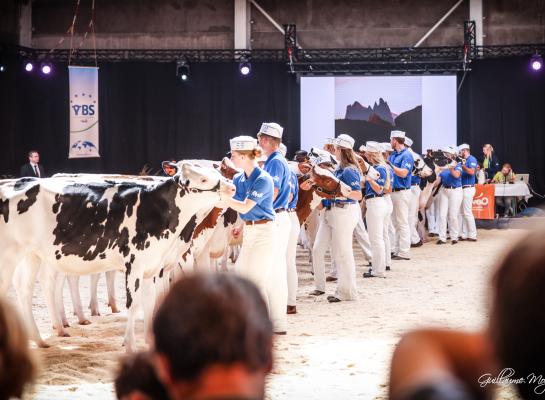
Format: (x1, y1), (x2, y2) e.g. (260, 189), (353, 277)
(458, 143), (478, 242)
(256, 122), (290, 334)
(437, 146), (463, 245)
(219, 136), (282, 332)
(388, 130), (414, 260)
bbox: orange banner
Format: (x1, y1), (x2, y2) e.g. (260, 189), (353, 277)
(472, 184), (495, 219)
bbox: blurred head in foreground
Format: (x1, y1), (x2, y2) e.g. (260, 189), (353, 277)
(153, 274), (273, 400)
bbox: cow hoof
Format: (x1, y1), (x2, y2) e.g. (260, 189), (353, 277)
(110, 307), (120, 314)
(79, 319), (92, 325)
(59, 332), (71, 338)
(63, 323), (70, 328)
(91, 311), (101, 316)
(37, 341), (50, 348)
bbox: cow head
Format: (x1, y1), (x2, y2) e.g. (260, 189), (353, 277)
(310, 165), (352, 199)
(408, 150), (433, 178)
(309, 147), (338, 166)
(216, 157), (240, 180)
(178, 162), (235, 198)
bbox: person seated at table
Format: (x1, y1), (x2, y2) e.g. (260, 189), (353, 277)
(492, 163), (517, 217)
(482, 144), (500, 181)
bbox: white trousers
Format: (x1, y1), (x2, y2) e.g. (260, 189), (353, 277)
(287, 211), (301, 306)
(385, 195), (393, 267)
(391, 189), (412, 258)
(312, 203), (359, 300)
(354, 211), (373, 261)
(272, 212), (291, 331)
(409, 185), (422, 244)
(438, 187), (464, 242)
(427, 190), (442, 234)
(459, 186), (477, 240)
(366, 197), (389, 277)
(235, 221), (277, 323)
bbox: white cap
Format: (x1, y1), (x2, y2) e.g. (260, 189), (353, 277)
(405, 137), (413, 147)
(230, 135), (257, 151)
(325, 137), (336, 145)
(380, 142), (393, 152)
(390, 130), (406, 139)
(335, 134), (355, 150)
(279, 143), (287, 157)
(458, 143), (470, 151)
(442, 146), (456, 155)
(360, 141), (382, 153)
(258, 122), (283, 138)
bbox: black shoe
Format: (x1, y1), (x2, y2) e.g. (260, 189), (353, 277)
(436, 240), (447, 245)
(386, 266), (391, 271)
(326, 276), (338, 282)
(459, 237), (467, 241)
(309, 290), (325, 296)
(327, 296), (341, 303)
(467, 238), (477, 242)
(451, 240), (458, 245)
(287, 305), (297, 314)
(363, 271), (377, 278)
(392, 255), (410, 260)
(274, 331), (287, 335)
(411, 241), (423, 248)
(429, 233), (438, 237)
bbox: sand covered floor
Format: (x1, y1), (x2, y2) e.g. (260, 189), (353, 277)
(7, 228), (524, 399)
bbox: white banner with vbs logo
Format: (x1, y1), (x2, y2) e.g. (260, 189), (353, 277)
(69, 66), (100, 158)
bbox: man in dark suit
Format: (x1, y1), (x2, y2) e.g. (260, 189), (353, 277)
(20, 150), (45, 178)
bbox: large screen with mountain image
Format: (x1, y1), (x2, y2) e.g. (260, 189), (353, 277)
(300, 76), (457, 154)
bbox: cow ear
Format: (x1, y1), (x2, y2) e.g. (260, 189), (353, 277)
(162, 161), (178, 176)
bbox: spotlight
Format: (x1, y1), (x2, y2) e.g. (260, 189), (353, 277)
(176, 60), (190, 82)
(24, 61), (34, 72)
(239, 60), (251, 76)
(40, 61), (52, 75)
(530, 54), (543, 71)
(0, 64), (5, 73)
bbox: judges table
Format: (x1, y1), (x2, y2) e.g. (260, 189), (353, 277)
(472, 183), (532, 219)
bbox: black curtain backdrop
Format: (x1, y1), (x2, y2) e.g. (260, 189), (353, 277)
(0, 61), (300, 176)
(458, 57), (545, 198)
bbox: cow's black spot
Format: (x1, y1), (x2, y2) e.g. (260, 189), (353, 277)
(125, 262), (133, 309)
(153, 276), (156, 283)
(17, 184), (40, 214)
(53, 182), (143, 260)
(159, 268), (164, 278)
(134, 278), (140, 292)
(130, 254), (135, 264)
(0, 198), (9, 223)
(99, 253), (106, 259)
(222, 207), (238, 227)
(180, 214), (197, 243)
(131, 180), (181, 251)
(55, 250), (61, 260)
(14, 177), (37, 191)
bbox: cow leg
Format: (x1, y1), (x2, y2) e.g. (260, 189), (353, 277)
(106, 270), (120, 313)
(89, 273), (101, 316)
(67, 275), (91, 325)
(55, 273), (71, 330)
(0, 251), (22, 293)
(42, 268), (70, 337)
(123, 268), (144, 352)
(194, 247), (211, 273)
(13, 254), (49, 348)
(142, 277), (156, 345)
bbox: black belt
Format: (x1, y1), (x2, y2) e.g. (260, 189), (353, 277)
(411, 183), (420, 186)
(443, 185), (460, 189)
(392, 187), (409, 192)
(462, 185), (474, 188)
(365, 194), (384, 200)
(245, 219), (273, 226)
(275, 208), (286, 213)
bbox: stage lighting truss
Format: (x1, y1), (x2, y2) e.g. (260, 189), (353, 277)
(2, 42), (545, 76)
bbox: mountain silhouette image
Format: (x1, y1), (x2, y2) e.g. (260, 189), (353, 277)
(344, 98), (395, 126)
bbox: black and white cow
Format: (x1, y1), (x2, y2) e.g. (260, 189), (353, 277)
(0, 162), (235, 351)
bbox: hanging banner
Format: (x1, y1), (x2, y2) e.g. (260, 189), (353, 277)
(472, 184), (495, 219)
(68, 66), (100, 158)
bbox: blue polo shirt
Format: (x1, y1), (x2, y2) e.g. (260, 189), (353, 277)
(288, 171), (299, 210)
(365, 164), (387, 197)
(388, 148), (414, 189)
(335, 166), (361, 204)
(439, 163), (463, 188)
(233, 167), (275, 222)
(461, 155), (478, 186)
(263, 150), (290, 210)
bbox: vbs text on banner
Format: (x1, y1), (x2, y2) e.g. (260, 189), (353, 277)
(68, 66), (99, 158)
(472, 184), (495, 219)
